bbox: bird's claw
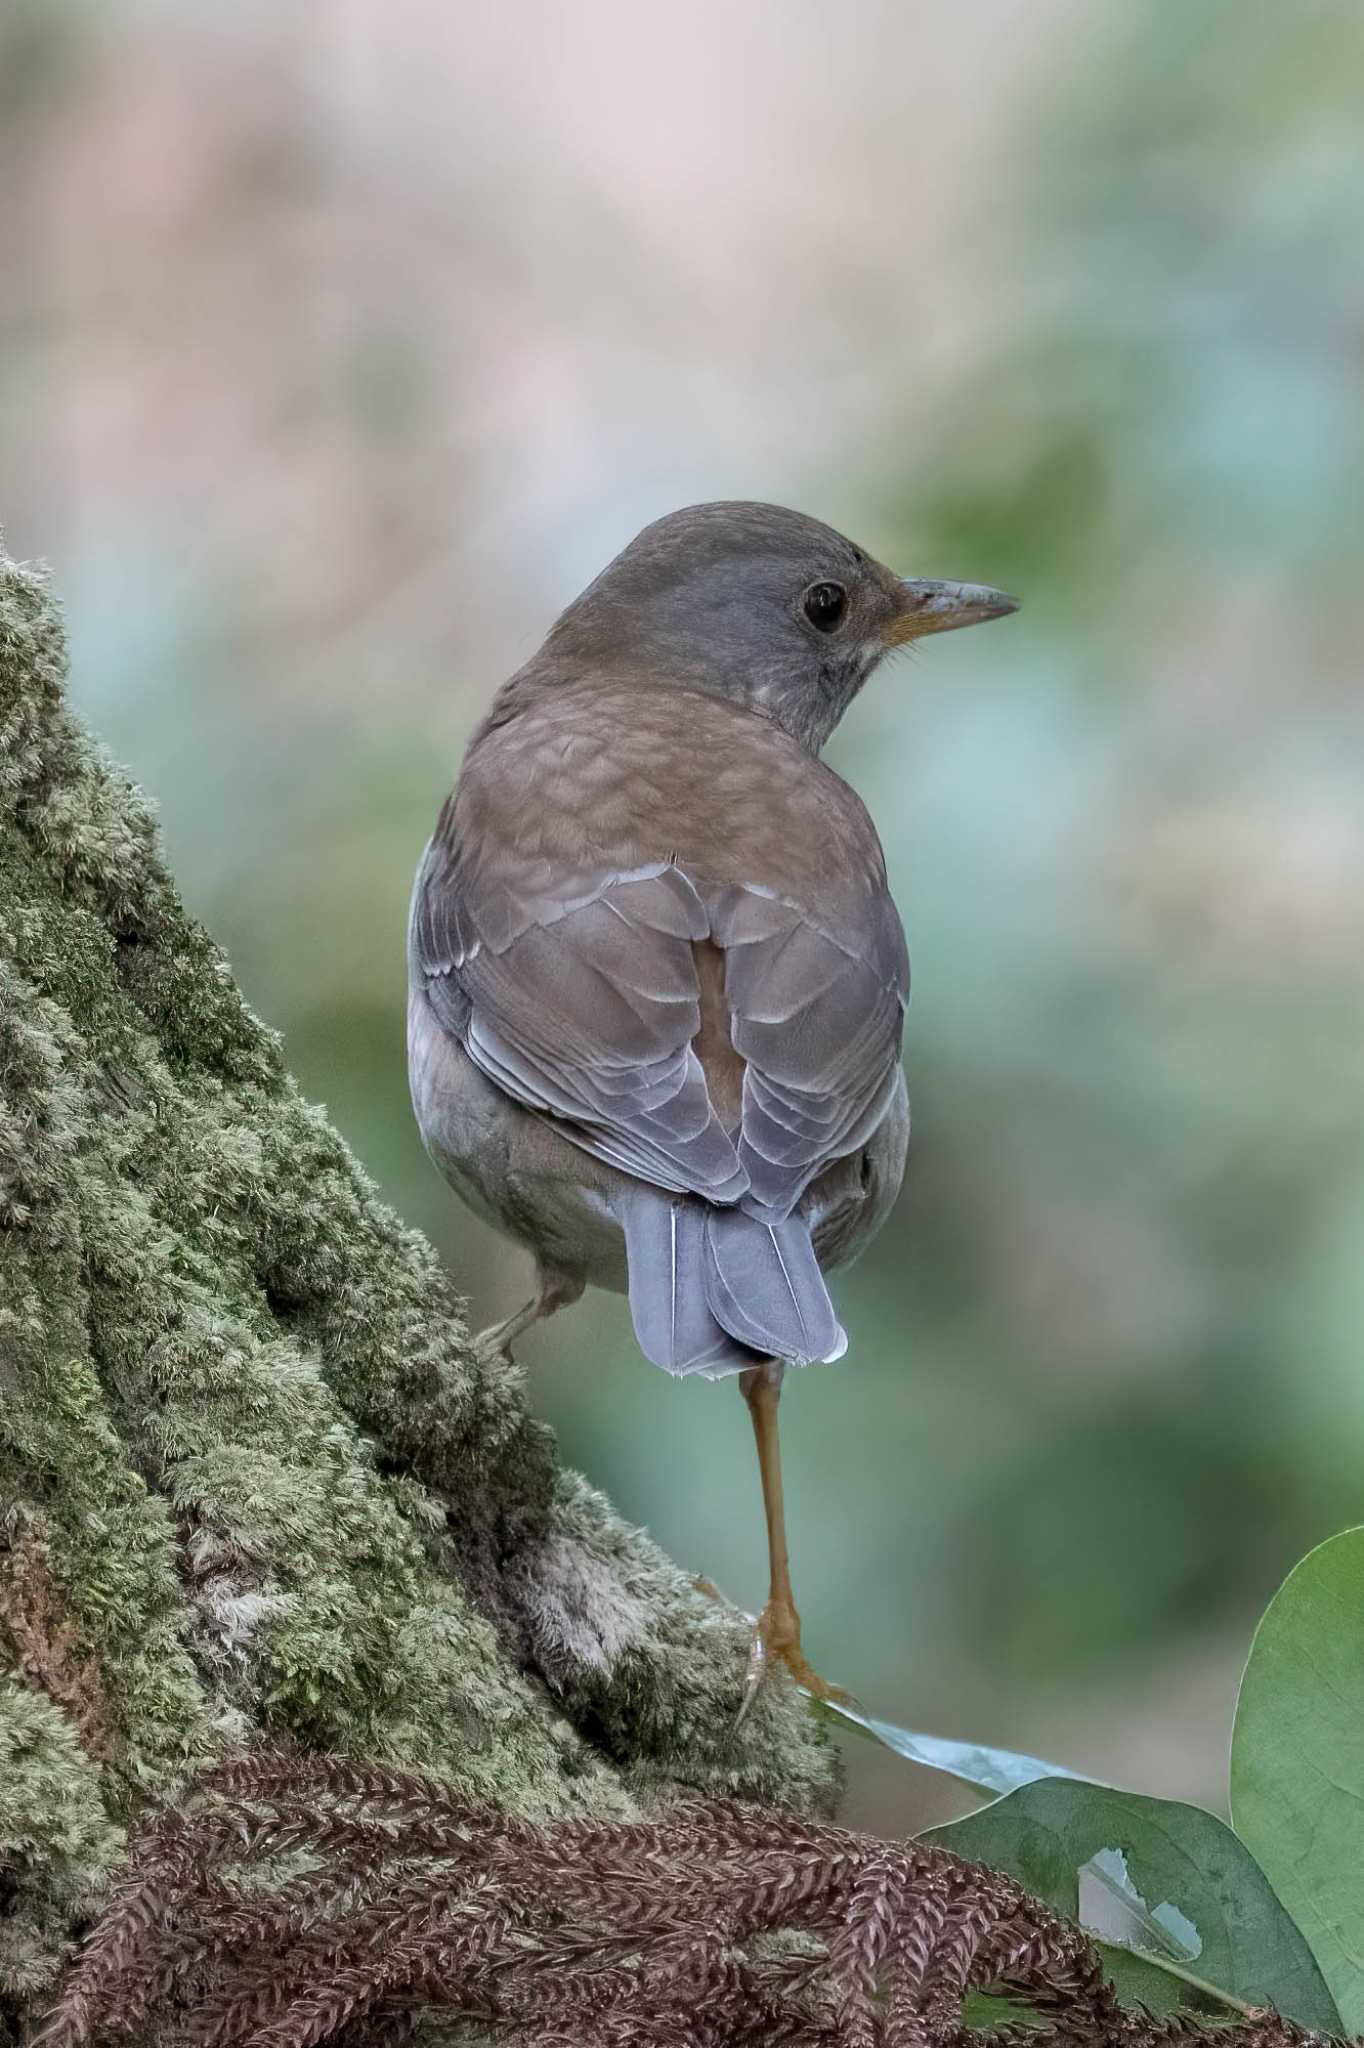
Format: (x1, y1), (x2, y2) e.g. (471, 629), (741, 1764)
(472, 1332), (517, 1371)
(734, 1598), (859, 1728)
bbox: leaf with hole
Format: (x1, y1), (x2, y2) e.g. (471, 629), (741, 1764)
(925, 1775), (1341, 2031)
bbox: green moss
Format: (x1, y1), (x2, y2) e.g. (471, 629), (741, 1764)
(0, 1676), (124, 2000)
(0, 551), (836, 2023)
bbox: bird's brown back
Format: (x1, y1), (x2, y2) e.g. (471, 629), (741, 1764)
(451, 673), (893, 943)
(690, 935), (744, 1133)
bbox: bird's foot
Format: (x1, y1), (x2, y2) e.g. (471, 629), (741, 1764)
(472, 1268), (586, 1371)
(472, 1321), (521, 1369)
(735, 1596), (858, 1726)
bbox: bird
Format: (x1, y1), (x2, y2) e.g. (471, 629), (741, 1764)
(407, 501), (1017, 1704)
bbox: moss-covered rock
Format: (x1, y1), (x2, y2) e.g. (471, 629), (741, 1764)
(0, 552), (836, 2025)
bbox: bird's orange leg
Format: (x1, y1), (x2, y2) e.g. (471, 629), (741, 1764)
(737, 1360), (854, 1718)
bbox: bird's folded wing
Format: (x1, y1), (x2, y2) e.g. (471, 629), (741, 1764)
(412, 846), (751, 1203)
(411, 829), (907, 1220)
(710, 883), (909, 1217)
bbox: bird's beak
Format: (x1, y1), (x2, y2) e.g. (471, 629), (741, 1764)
(882, 579), (1019, 647)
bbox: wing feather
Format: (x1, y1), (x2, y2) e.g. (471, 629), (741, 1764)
(711, 883), (908, 1217)
(414, 843), (750, 1203)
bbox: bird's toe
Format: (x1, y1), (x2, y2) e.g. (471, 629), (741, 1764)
(735, 1597), (858, 1725)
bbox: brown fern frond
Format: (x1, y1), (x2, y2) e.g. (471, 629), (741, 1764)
(42, 1756), (1343, 2048)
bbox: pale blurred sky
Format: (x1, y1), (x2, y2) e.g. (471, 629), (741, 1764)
(6, 0), (1078, 691)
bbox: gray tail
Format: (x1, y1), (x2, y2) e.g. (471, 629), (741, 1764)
(622, 1193), (846, 1378)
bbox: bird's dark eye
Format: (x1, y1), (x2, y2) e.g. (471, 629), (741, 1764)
(802, 581), (847, 632)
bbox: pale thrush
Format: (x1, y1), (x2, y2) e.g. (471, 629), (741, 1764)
(408, 501), (1016, 1700)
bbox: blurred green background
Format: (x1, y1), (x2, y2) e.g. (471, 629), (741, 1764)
(4, 0), (1362, 1836)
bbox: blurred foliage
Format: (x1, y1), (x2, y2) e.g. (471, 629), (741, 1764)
(4, 0), (1362, 1837)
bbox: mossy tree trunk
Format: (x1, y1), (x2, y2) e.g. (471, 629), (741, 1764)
(0, 553), (835, 2033)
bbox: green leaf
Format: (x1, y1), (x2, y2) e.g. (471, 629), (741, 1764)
(1231, 1526), (1364, 2034)
(960, 1987), (1052, 2031)
(1098, 1944), (1200, 2019)
(925, 1776), (1342, 2032)
(814, 1697), (1088, 1796)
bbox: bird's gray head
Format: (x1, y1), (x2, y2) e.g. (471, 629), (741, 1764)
(542, 500), (1017, 754)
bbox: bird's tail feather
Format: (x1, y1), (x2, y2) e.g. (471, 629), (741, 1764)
(703, 1207), (847, 1365)
(622, 1192), (845, 1377)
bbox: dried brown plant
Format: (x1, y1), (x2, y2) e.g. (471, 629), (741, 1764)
(40, 1758), (1335, 2048)
(0, 1521), (113, 1760)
